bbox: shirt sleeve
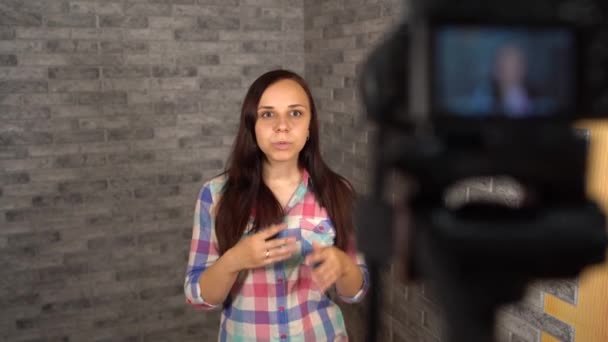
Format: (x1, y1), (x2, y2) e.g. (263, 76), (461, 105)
(184, 184), (222, 310)
(337, 234), (370, 303)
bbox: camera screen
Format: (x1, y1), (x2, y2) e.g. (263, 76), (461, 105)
(433, 25), (576, 118)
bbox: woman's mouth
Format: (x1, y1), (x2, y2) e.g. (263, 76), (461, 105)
(272, 142), (292, 150)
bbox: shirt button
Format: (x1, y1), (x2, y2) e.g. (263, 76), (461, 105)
(319, 226), (324, 231)
(279, 306), (285, 312)
(281, 334), (287, 339)
(277, 277), (283, 283)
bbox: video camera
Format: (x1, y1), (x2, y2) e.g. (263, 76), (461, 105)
(355, 0), (608, 341)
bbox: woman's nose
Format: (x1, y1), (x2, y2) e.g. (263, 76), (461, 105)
(274, 115), (289, 132)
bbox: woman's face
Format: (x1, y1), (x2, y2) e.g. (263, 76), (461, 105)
(255, 79), (312, 166)
(495, 46), (527, 86)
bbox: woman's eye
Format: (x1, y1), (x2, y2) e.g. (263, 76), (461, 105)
(261, 111), (273, 118)
(291, 110), (302, 117)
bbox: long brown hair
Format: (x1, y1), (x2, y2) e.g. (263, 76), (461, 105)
(215, 69), (355, 255)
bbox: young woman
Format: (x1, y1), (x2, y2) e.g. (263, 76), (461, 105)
(184, 70), (369, 341)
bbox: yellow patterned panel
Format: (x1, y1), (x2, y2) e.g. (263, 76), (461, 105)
(542, 121), (608, 342)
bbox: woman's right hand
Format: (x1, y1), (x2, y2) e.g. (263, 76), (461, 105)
(225, 223), (297, 272)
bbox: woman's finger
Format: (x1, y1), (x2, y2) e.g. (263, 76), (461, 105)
(265, 237), (296, 250)
(257, 223), (288, 240)
(305, 249), (326, 266)
(263, 246), (297, 265)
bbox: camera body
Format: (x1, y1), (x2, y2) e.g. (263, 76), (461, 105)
(356, 1), (608, 341)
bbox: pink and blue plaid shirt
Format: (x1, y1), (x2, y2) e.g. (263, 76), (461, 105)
(184, 169), (369, 341)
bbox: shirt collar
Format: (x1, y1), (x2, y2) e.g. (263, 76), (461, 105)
(284, 168), (311, 212)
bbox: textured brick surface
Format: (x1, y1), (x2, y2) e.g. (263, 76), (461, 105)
(0, 1), (303, 341)
(305, 1), (407, 341)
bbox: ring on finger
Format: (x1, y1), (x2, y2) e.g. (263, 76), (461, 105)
(265, 249), (270, 259)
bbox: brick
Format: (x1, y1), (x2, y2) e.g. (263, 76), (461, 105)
(87, 234), (135, 250)
(75, 92), (127, 105)
(50, 79), (101, 92)
(53, 130), (105, 144)
(99, 16), (148, 28)
(148, 78), (198, 91)
(48, 67), (99, 80)
(0, 146), (28, 160)
(108, 128), (154, 141)
(53, 153), (106, 168)
(197, 16), (240, 30)
(148, 16), (196, 29)
(242, 41), (283, 53)
(107, 151), (155, 165)
(0, 132), (53, 145)
(16, 28), (71, 39)
(46, 40), (98, 53)
(240, 0), (282, 6)
(178, 136), (222, 149)
(19, 94), (76, 106)
(176, 54), (219, 66)
(124, 54), (165, 65)
(32, 193), (84, 207)
(27, 144), (78, 158)
(175, 29), (219, 41)
(8, 231), (61, 248)
(242, 18), (282, 31)
(58, 180), (107, 193)
(7, 0), (69, 14)
(38, 264), (88, 284)
(220, 53), (277, 65)
(0, 7), (42, 27)
(0, 27), (16, 40)
(152, 66), (197, 77)
(71, 28), (124, 40)
(78, 143), (127, 156)
(17, 116), (76, 132)
(504, 304), (572, 342)
(537, 279), (578, 305)
(69, 1), (124, 15)
(130, 114), (176, 128)
(102, 66), (150, 79)
(134, 185), (180, 199)
(199, 77), (241, 90)
(158, 172), (202, 185)
(0, 41), (42, 54)
(46, 14), (96, 28)
(0, 106), (50, 120)
(49, 104), (101, 119)
(67, 53), (124, 66)
(0, 55), (18, 66)
(124, 29), (173, 41)
(102, 78), (148, 91)
(124, 3), (171, 16)
(100, 41), (148, 54)
(17, 54), (71, 66)
(0, 80), (47, 93)
(173, 5), (238, 17)
(0, 172), (30, 185)
(497, 310), (541, 342)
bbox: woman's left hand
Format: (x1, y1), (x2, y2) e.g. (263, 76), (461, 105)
(305, 242), (349, 293)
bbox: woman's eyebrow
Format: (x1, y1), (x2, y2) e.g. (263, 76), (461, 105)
(257, 104), (308, 110)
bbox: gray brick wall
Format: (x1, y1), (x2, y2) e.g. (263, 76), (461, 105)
(0, 0), (303, 341)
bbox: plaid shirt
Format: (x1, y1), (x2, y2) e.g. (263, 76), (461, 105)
(184, 169), (369, 341)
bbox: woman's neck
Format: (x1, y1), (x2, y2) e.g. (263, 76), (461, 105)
(263, 160), (301, 185)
